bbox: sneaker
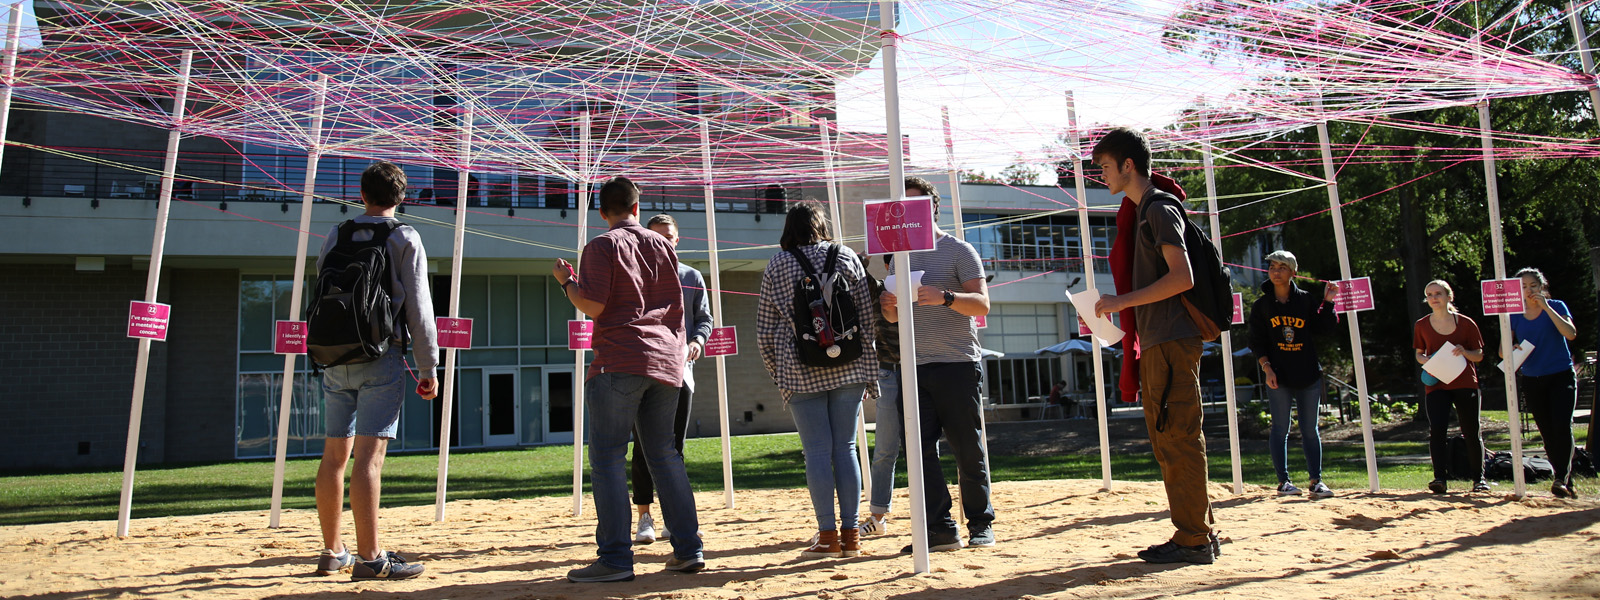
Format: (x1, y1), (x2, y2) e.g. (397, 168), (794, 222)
(351, 551), (424, 580)
(1276, 481), (1302, 496)
(664, 555), (705, 573)
(967, 524), (996, 548)
(1137, 540), (1214, 565)
(1427, 479), (1447, 494)
(840, 528), (860, 557)
(1552, 482), (1573, 498)
(658, 525), (671, 542)
(1471, 479), (1491, 493)
(635, 513), (657, 545)
(859, 514), (889, 536)
(902, 531), (964, 553)
(1308, 481), (1335, 499)
(801, 530), (842, 559)
(315, 547), (355, 576)
(566, 561), (635, 583)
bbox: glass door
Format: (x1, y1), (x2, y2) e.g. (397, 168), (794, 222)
(542, 368), (576, 444)
(483, 369), (519, 447)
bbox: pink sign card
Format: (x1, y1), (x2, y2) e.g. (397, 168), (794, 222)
(1481, 278), (1524, 315)
(274, 320), (307, 354)
(1333, 277), (1375, 313)
(863, 196), (936, 255)
(1231, 293), (1245, 325)
(568, 320), (595, 350)
(1077, 317), (1092, 336)
(127, 301), (171, 341)
(974, 315), (987, 329)
(437, 317), (474, 350)
(704, 326), (738, 357)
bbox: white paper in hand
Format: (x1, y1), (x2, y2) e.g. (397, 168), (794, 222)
(1499, 341), (1534, 375)
(1067, 289), (1124, 346)
(1422, 341), (1468, 383)
(884, 271), (924, 292)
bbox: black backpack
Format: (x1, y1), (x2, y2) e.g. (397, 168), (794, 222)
(789, 243), (864, 368)
(1140, 191), (1233, 339)
(307, 220), (405, 368)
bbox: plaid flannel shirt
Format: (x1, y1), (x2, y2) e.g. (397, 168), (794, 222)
(756, 242), (880, 403)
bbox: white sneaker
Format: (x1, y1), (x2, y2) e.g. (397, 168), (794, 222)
(659, 525), (671, 541)
(858, 514), (889, 536)
(1276, 481), (1302, 496)
(635, 513), (657, 545)
(1308, 481), (1335, 498)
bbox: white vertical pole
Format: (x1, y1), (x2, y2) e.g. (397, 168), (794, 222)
(941, 106), (987, 528)
(116, 49), (193, 538)
(268, 73), (330, 528)
(879, 0), (928, 574)
(0, 3), (25, 171)
(702, 119), (736, 509)
(1478, 100), (1526, 498)
(1066, 92), (1113, 492)
(1314, 99), (1379, 493)
(821, 117), (872, 506)
(1201, 135), (1244, 495)
(1567, 2), (1600, 124)
(435, 102), (473, 521)
(572, 111), (592, 517)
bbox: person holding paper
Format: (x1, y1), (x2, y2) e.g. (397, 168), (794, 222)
(880, 176), (996, 553)
(628, 214), (715, 544)
(861, 255), (903, 537)
(756, 202), (879, 559)
(1509, 267), (1580, 498)
(1090, 128), (1217, 565)
(1246, 250), (1339, 498)
(1412, 279), (1487, 495)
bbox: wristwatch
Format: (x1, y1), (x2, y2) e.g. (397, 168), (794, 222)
(942, 289), (956, 307)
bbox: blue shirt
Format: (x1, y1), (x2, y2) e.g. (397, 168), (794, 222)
(1510, 299), (1573, 377)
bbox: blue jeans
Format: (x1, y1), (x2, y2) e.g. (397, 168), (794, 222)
(322, 346), (405, 439)
(869, 367), (902, 514)
(789, 384), (865, 531)
(586, 372), (702, 569)
(1267, 377), (1324, 483)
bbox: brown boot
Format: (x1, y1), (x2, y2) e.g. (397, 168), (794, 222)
(801, 529), (842, 559)
(840, 527), (860, 557)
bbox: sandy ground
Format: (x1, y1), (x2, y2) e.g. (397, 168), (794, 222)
(3, 479), (1599, 600)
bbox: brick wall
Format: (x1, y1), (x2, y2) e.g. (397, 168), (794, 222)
(163, 269), (239, 463)
(0, 263), (169, 470)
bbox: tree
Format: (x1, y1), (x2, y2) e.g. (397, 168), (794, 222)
(1000, 160), (1041, 186)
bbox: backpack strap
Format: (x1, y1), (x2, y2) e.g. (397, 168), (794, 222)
(788, 244), (824, 280)
(822, 243), (842, 276)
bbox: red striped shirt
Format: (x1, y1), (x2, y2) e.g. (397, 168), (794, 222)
(576, 219), (686, 387)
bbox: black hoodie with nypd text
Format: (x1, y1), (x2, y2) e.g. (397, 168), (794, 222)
(1247, 280), (1339, 389)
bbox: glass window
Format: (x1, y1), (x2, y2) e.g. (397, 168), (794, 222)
(490, 275), (518, 347)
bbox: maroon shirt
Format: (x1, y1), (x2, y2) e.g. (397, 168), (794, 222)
(576, 218), (686, 387)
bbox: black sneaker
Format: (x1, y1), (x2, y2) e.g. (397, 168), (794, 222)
(1427, 480), (1447, 494)
(1552, 482), (1574, 498)
(664, 555), (705, 573)
(1471, 479), (1491, 493)
(566, 561), (635, 583)
(351, 551), (424, 580)
(1137, 540), (1214, 565)
(967, 525), (996, 548)
(902, 531), (964, 553)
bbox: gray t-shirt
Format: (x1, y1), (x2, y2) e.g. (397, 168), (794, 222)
(887, 233), (984, 365)
(1132, 188), (1201, 347)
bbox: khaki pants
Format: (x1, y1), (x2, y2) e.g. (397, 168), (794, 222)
(1139, 337), (1213, 547)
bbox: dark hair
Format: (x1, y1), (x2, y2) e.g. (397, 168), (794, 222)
(646, 213), (677, 229)
(1515, 267), (1547, 289)
(360, 162), (408, 208)
(779, 202), (831, 251)
(598, 176), (640, 217)
(905, 175), (941, 209)
(1091, 127), (1151, 177)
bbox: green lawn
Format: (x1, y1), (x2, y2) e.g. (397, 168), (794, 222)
(8, 431), (1578, 527)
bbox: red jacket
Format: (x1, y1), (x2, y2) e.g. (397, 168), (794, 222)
(1111, 173), (1187, 401)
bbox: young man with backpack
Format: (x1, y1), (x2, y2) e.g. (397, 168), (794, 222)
(1093, 128), (1219, 565)
(309, 161), (439, 580)
(878, 176), (995, 553)
(553, 176), (704, 582)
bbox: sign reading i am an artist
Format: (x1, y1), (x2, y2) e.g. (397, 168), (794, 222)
(127, 301), (171, 341)
(863, 195), (936, 255)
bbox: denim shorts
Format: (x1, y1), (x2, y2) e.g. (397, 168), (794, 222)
(323, 346), (406, 439)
